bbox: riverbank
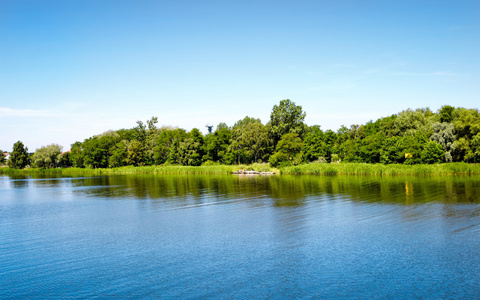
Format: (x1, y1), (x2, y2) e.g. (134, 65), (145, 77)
(279, 162), (480, 175)
(1, 162), (479, 176)
(0, 163), (278, 176)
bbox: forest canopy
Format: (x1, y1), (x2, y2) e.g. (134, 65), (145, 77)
(3, 101), (480, 169)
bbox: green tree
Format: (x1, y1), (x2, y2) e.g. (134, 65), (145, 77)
(178, 128), (204, 166)
(82, 134), (119, 168)
(471, 133), (480, 163)
(32, 144), (63, 168)
(452, 137), (474, 162)
(229, 118), (270, 164)
(393, 108), (436, 137)
(452, 108), (480, 140)
(70, 142), (85, 168)
(58, 151), (73, 168)
(302, 125), (326, 162)
(358, 133), (384, 163)
(203, 123), (232, 163)
(8, 141), (30, 169)
(269, 133), (302, 167)
(430, 122), (455, 162)
(268, 99), (306, 145)
(154, 128), (187, 164)
(420, 141), (445, 164)
(109, 141), (128, 167)
(380, 136), (402, 164)
(400, 133), (428, 165)
(126, 140), (145, 166)
(0, 150), (5, 165)
(439, 105), (455, 123)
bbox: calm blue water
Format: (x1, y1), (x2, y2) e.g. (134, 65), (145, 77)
(1, 174), (480, 299)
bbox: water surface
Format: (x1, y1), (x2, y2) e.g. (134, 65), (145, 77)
(1, 174), (480, 298)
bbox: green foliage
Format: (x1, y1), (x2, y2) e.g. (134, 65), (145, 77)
(126, 140), (145, 166)
(439, 105), (455, 123)
(8, 141), (30, 169)
(430, 122), (455, 162)
(472, 133), (480, 163)
(453, 108), (480, 139)
(0, 150), (5, 165)
(32, 144), (63, 168)
(269, 133), (302, 167)
(12, 102), (480, 169)
(109, 141), (128, 168)
(154, 128), (187, 164)
(229, 119), (270, 164)
(58, 151), (73, 168)
(70, 142), (85, 168)
(420, 141), (444, 164)
(393, 108), (436, 137)
(203, 123), (232, 164)
(269, 99), (306, 145)
(452, 137), (473, 162)
(177, 128), (204, 166)
(302, 126), (327, 162)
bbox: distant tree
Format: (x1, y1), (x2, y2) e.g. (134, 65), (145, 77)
(58, 151), (73, 168)
(302, 125), (326, 162)
(0, 150), (5, 165)
(453, 108), (480, 140)
(268, 99), (306, 146)
(420, 141), (445, 164)
(154, 128), (187, 164)
(70, 142), (85, 168)
(203, 123), (232, 163)
(229, 119), (270, 164)
(32, 144), (63, 168)
(126, 140), (145, 166)
(166, 139), (181, 165)
(380, 136), (402, 164)
(430, 122), (455, 162)
(402, 134), (428, 165)
(8, 141), (30, 169)
(471, 133), (480, 163)
(232, 116), (261, 129)
(109, 141), (128, 167)
(178, 128), (204, 166)
(358, 133), (384, 163)
(452, 138), (474, 162)
(269, 133), (302, 167)
(82, 134), (119, 168)
(439, 105), (455, 123)
(393, 108), (436, 137)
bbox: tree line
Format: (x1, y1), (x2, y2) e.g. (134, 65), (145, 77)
(2, 100), (480, 169)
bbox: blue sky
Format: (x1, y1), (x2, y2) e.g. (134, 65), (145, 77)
(1, 0), (479, 151)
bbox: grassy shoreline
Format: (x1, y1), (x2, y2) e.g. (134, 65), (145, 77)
(280, 162), (480, 175)
(1, 162), (479, 176)
(0, 163), (278, 176)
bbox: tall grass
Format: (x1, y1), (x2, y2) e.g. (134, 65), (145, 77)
(279, 162), (480, 175)
(0, 163), (278, 176)
(1, 163), (478, 176)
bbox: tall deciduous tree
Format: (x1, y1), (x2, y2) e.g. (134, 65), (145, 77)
(268, 99), (306, 146)
(302, 125), (326, 162)
(269, 133), (303, 167)
(32, 144), (63, 168)
(8, 141), (30, 169)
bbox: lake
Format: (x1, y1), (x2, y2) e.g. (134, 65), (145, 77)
(1, 174), (480, 299)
